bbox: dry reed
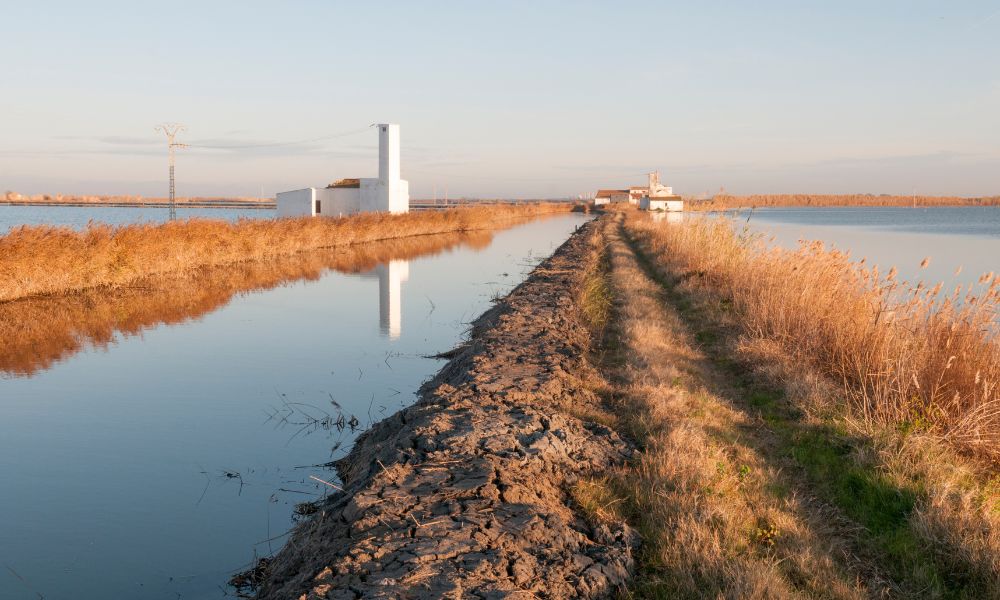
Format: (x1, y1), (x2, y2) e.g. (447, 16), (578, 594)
(0, 204), (573, 302)
(688, 194), (1000, 211)
(627, 214), (1000, 463)
(0, 230), (493, 377)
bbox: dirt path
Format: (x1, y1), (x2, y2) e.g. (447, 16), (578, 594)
(585, 214), (893, 598)
(254, 219), (636, 599)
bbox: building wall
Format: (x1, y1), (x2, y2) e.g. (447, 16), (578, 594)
(277, 188), (316, 217)
(360, 178), (410, 214)
(595, 197), (611, 206)
(315, 187), (361, 216)
(649, 199), (684, 212)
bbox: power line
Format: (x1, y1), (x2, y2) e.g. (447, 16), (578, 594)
(185, 126), (371, 150)
(154, 123), (186, 220)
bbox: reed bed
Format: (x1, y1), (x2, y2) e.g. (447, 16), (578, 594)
(688, 194), (1000, 211)
(0, 230), (493, 377)
(0, 203), (572, 302)
(628, 215), (1000, 463)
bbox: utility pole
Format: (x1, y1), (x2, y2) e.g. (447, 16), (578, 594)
(155, 123), (187, 220)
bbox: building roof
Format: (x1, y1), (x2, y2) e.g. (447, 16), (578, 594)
(595, 189), (629, 197)
(327, 178), (361, 189)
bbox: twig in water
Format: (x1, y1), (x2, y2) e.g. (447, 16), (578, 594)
(4, 564), (44, 599)
(309, 475), (344, 491)
(195, 464), (211, 506)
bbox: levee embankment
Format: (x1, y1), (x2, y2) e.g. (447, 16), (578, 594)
(254, 219), (636, 599)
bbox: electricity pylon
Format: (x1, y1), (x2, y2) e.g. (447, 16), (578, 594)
(155, 123), (187, 220)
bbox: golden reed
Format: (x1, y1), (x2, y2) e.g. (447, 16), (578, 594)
(628, 214), (1000, 463)
(0, 230), (494, 377)
(0, 203), (573, 302)
(689, 194), (1000, 211)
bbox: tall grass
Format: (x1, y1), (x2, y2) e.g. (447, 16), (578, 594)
(688, 194), (1000, 211)
(0, 204), (572, 302)
(628, 215), (1000, 463)
(0, 230), (493, 377)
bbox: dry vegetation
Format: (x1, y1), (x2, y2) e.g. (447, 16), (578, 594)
(688, 194), (1000, 211)
(587, 211), (1000, 597)
(628, 214), (1000, 462)
(0, 203), (573, 302)
(576, 217), (871, 597)
(0, 230), (492, 377)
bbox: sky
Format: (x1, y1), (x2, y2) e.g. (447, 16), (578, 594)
(1, 1), (998, 199)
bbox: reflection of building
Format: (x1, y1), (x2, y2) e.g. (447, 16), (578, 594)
(276, 123), (410, 217)
(651, 211), (684, 224)
(361, 260), (410, 338)
(376, 260), (409, 339)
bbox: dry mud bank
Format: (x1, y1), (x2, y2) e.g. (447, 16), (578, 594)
(255, 219), (636, 599)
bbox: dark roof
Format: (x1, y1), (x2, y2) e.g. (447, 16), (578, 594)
(327, 178), (361, 189)
(595, 189), (629, 197)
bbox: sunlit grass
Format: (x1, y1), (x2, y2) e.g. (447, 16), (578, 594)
(0, 203), (574, 302)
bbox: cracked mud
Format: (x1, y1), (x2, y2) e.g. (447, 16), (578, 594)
(256, 220), (635, 599)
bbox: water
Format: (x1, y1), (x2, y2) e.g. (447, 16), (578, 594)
(0, 205), (274, 231)
(732, 207), (1000, 293)
(0, 214), (589, 600)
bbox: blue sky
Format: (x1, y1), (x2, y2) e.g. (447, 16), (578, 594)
(1, 1), (997, 198)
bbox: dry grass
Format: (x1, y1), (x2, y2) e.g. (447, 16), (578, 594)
(688, 194), (1000, 211)
(0, 203), (573, 302)
(575, 217), (870, 598)
(0, 230), (493, 377)
(627, 214), (1000, 463)
(622, 212), (1000, 595)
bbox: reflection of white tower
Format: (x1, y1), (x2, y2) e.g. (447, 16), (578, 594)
(375, 260), (410, 339)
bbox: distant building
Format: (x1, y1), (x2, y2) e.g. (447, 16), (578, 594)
(594, 189), (629, 205)
(628, 187), (646, 204)
(639, 171), (683, 212)
(277, 123), (409, 218)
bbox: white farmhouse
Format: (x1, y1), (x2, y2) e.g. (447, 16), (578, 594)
(638, 171), (684, 212)
(277, 123), (409, 217)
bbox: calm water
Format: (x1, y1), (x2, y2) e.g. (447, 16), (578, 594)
(0, 205), (274, 231)
(0, 214), (589, 600)
(734, 207), (1000, 293)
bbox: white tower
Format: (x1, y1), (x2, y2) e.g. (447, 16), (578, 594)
(379, 123), (400, 183)
(362, 123), (409, 214)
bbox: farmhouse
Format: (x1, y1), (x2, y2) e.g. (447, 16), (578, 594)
(639, 171), (684, 212)
(277, 123), (409, 217)
(594, 189), (629, 206)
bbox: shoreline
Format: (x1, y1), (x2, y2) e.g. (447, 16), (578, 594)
(249, 219), (636, 599)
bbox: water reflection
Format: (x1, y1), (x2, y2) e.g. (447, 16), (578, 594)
(374, 261), (408, 338)
(651, 211), (684, 224)
(0, 230), (492, 378)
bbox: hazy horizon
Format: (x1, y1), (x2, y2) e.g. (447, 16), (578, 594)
(2, 1), (998, 199)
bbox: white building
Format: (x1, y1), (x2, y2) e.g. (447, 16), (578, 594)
(277, 123), (409, 217)
(639, 170), (684, 212)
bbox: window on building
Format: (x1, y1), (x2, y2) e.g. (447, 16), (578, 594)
(315, 199), (322, 214)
